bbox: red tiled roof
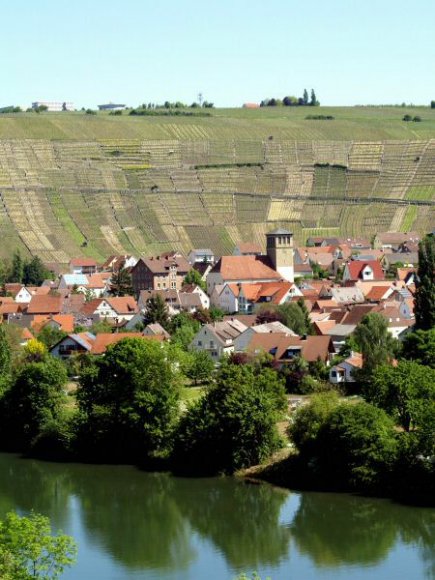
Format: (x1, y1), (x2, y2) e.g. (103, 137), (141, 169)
(247, 333), (333, 362)
(91, 333), (163, 355)
(365, 286), (391, 302)
(27, 295), (63, 315)
(32, 314), (75, 333)
(107, 297), (138, 314)
(211, 256), (281, 282)
(346, 260), (384, 280)
(236, 242), (263, 254)
(69, 258), (97, 267)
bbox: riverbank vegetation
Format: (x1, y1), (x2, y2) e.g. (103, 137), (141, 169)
(0, 238), (433, 504)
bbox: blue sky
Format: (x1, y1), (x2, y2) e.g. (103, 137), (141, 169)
(2, 0), (434, 108)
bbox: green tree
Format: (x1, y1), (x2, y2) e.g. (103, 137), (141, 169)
(310, 89), (319, 106)
(9, 250), (24, 283)
(143, 294), (170, 330)
(77, 338), (180, 460)
(353, 312), (398, 377)
(109, 267), (133, 297)
(303, 89), (309, 105)
(288, 391), (340, 456)
(183, 269), (206, 291)
(23, 256), (51, 286)
(401, 329), (435, 367)
(277, 301), (312, 335)
(1, 357), (68, 448)
(0, 324), (12, 394)
(36, 326), (67, 350)
(369, 361), (435, 432)
(0, 511), (77, 579)
(414, 234), (435, 330)
(186, 350), (214, 385)
(174, 361), (286, 474)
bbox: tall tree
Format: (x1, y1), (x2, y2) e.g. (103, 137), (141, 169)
(353, 313), (398, 377)
(310, 89), (319, 106)
(303, 89), (309, 105)
(23, 256), (50, 286)
(183, 269), (206, 291)
(109, 267), (133, 297)
(9, 250), (23, 283)
(414, 233), (435, 330)
(143, 294), (170, 330)
(0, 325), (11, 394)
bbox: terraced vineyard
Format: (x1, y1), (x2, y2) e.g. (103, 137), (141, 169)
(0, 110), (434, 261)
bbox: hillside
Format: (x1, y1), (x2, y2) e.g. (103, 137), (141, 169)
(0, 108), (434, 262)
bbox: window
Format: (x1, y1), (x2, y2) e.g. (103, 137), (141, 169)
(171, 282), (176, 289)
(197, 340), (202, 346)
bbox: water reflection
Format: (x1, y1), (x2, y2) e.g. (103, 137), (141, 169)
(290, 491), (435, 576)
(0, 453), (434, 578)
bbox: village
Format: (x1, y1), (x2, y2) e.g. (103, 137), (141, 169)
(0, 228), (423, 387)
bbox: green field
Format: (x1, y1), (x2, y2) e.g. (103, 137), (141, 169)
(0, 107), (434, 261)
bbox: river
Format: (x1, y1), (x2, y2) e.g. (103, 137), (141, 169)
(0, 453), (433, 579)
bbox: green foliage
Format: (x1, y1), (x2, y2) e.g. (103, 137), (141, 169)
(353, 313), (398, 376)
(0, 324), (12, 393)
(369, 361), (435, 432)
(414, 234), (435, 330)
(22, 256), (51, 286)
(9, 250), (24, 283)
(0, 357), (68, 448)
(403, 114), (412, 122)
(183, 268), (206, 291)
(109, 267), (133, 296)
(76, 338), (181, 460)
(174, 360), (286, 474)
(401, 329), (435, 367)
(0, 511), (77, 579)
(288, 391), (340, 456)
(277, 300), (313, 335)
(36, 326), (67, 350)
(186, 350), (214, 385)
(143, 294), (170, 330)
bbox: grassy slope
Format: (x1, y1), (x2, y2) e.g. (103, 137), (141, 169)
(0, 107), (434, 262)
(1, 106), (435, 141)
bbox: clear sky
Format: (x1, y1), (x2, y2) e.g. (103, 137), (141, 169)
(2, 0), (434, 109)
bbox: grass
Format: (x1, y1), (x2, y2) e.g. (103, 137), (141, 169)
(0, 107), (434, 141)
(0, 108), (434, 261)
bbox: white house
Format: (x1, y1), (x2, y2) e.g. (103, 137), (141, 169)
(211, 284), (239, 313)
(234, 321), (296, 352)
(190, 319), (247, 360)
(50, 332), (96, 359)
(329, 352), (363, 384)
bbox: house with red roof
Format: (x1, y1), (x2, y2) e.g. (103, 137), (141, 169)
(69, 258), (98, 275)
(80, 297), (138, 324)
(342, 260), (384, 283)
(329, 352), (363, 384)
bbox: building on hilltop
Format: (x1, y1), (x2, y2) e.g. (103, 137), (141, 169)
(98, 103), (127, 111)
(32, 101), (74, 112)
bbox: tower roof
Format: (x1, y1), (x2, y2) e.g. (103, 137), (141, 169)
(266, 228), (293, 236)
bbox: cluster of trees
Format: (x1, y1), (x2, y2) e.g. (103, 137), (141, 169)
(137, 101), (214, 109)
(261, 89), (319, 107)
(0, 251), (53, 287)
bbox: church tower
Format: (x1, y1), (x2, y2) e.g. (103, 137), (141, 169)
(266, 228), (294, 282)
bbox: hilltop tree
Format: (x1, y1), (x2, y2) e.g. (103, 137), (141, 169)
(310, 89), (319, 106)
(414, 233), (435, 330)
(303, 89), (309, 105)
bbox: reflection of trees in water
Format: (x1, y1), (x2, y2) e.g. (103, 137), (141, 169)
(1, 453), (434, 578)
(0, 453), (72, 531)
(69, 467), (195, 571)
(175, 477), (291, 568)
(290, 491), (435, 574)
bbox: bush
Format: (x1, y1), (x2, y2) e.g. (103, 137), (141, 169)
(402, 114), (412, 121)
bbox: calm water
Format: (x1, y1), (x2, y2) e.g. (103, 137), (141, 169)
(0, 453), (434, 580)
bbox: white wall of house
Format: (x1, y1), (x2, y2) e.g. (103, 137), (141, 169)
(14, 288), (32, 303)
(329, 362), (357, 383)
(216, 285), (238, 313)
(51, 337), (89, 359)
(190, 326), (233, 360)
